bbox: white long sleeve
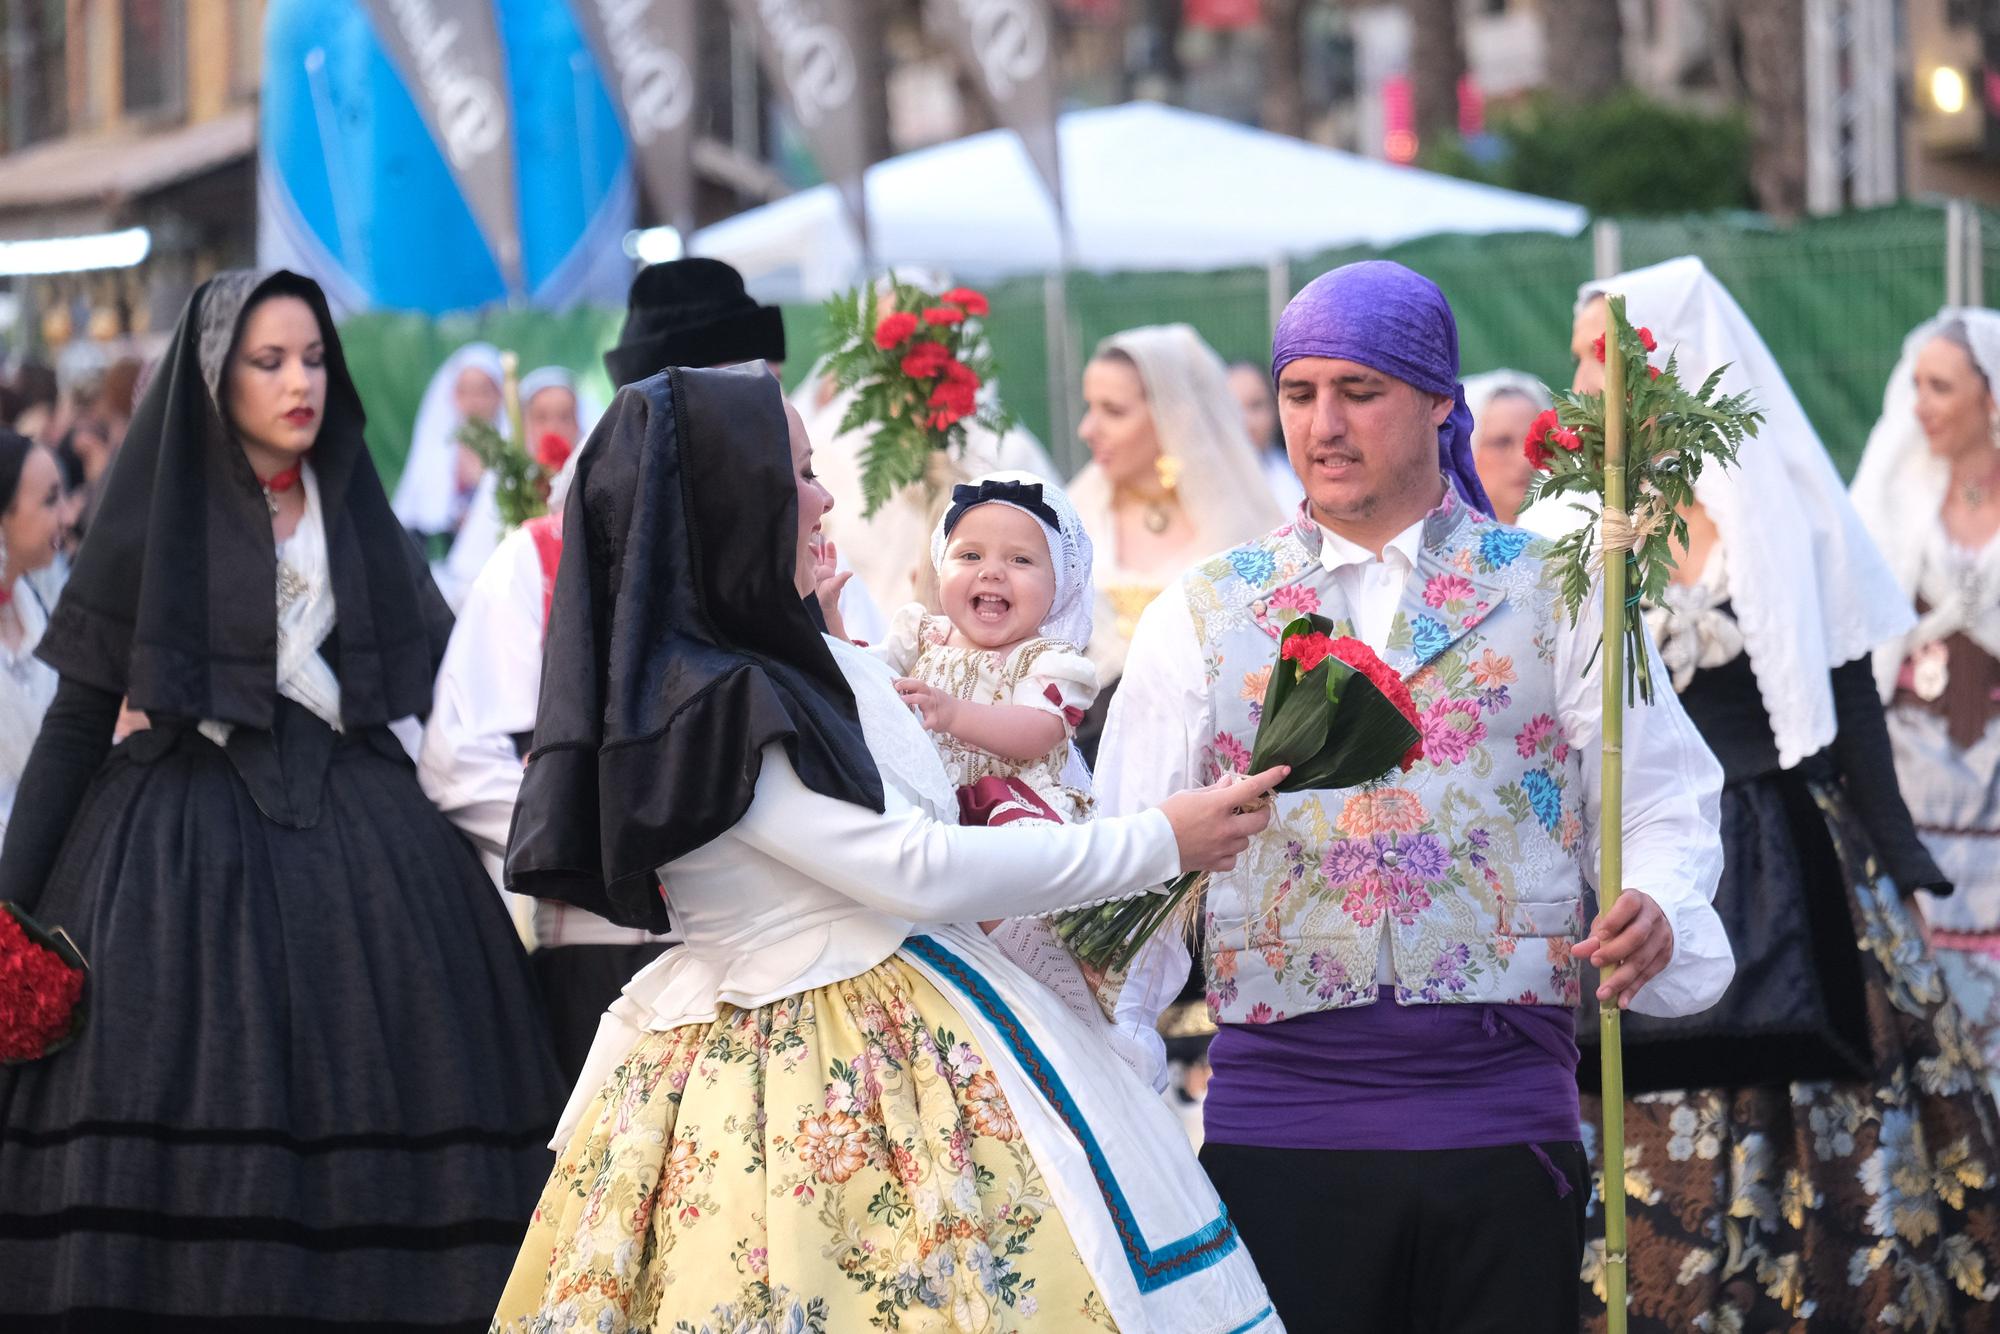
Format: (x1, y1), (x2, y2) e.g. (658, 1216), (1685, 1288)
(731, 743), (1183, 923)
(1555, 597), (1731, 1018)
(1091, 585), (1210, 1083)
(417, 529), (544, 860)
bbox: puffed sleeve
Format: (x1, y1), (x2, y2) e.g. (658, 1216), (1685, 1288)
(1010, 640), (1099, 735)
(867, 602), (932, 676)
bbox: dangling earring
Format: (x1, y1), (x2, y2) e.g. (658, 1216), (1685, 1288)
(1145, 455), (1182, 534)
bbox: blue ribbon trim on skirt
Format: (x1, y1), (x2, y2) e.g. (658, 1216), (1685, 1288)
(904, 933), (1241, 1292)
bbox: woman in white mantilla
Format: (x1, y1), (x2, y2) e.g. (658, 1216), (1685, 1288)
(434, 365), (603, 611)
(390, 340), (507, 567)
(1070, 326), (1285, 692)
(1569, 259), (2000, 1331)
(1854, 308), (2000, 1105)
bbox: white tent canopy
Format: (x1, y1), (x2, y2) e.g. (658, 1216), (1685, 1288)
(692, 101), (1589, 303)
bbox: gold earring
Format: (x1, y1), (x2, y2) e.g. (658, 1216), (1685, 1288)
(1145, 455), (1181, 533)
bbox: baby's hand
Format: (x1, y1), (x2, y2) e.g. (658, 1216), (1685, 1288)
(894, 677), (958, 734)
(811, 535), (852, 639)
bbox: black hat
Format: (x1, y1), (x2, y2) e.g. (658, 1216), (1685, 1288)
(602, 258), (787, 388)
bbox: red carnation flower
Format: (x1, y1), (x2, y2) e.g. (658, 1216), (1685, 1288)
(1280, 631), (1336, 674)
(874, 311), (919, 349)
(941, 287), (990, 317)
(0, 908), (85, 1064)
(927, 368), (979, 427)
(1551, 426), (1583, 453)
(1647, 365), (1662, 381)
(1326, 637), (1424, 770)
(1591, 334), (1606, 364)
(923, 306), (966, 326)
(900, 342), (953, 379)
(1523, 408), (1560, 472)
(1637, 326), (1658, 352)
(535, 432), (573, 472)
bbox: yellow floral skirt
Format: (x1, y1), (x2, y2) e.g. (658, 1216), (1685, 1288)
(492, 956), (1116, 1333)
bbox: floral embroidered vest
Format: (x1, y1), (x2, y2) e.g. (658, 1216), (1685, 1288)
(1185, 494), (1587, 1023)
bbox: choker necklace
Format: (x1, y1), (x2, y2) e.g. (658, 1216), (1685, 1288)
(260, 461), (304, 516)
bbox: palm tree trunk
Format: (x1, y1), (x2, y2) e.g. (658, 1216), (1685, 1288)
(1733, 0), (1808, 218)
(1408, 0), (1466, 149)
(1262, 0), (1308, 137)
(1541, 0), (1623, 103)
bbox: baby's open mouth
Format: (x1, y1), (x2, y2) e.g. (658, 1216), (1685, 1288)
(971, 593), (1011, 621)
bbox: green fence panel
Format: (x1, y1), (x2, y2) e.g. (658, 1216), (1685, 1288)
(1620, 204), (1948, 476)
(340, 204), (1960, 493)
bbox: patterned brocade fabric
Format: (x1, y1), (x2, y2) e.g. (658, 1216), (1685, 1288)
(1580, 788), (2000, 1332)
(493, 957), (1112, 1333)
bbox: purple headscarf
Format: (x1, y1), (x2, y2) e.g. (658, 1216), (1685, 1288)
(1271, 260), (1494, 516)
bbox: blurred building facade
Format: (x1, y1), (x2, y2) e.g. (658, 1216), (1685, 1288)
(6, 0), (2000, 353)
(0, 1), (263, 365)
(996, 1), (2000, 216)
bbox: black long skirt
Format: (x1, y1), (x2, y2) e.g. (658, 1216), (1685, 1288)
(0, 715), (567, 1331)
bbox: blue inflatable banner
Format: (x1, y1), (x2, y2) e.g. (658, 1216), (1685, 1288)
(258, 0), (635, 314)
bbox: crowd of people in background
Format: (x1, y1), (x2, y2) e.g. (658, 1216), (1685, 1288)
(3, 253), (2000, 1330)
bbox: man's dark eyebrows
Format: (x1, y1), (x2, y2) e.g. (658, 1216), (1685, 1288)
(1277, 370), (1388, 391)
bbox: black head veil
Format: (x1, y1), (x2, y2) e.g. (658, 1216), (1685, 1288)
(505, 366), (884, 930)
(36, 269), (451, 727)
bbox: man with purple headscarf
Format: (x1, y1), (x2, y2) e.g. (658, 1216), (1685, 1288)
(1096, 261), (1730, 1329)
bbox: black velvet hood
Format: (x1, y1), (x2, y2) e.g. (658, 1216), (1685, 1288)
(36, 269), (452, 728)
(505, 366), (883, 930)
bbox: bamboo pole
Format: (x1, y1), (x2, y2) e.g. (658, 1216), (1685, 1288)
(499, 350), (524, 455)
(1599, 305), (1630, 1333)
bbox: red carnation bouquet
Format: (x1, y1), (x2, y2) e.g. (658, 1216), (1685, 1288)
(821, 279), (1011, 515)
(0, 902), (87, 1064)
(1055, 613), (1423, 973)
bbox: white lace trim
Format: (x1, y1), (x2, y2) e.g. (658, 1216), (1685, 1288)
(1645, 548), (1747, 694)
(826, 635), (958, 822)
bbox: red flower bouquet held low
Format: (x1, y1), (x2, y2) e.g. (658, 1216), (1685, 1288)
(0, 902), (87, 1064)
(822, 278), (1012, 516)
(1054, 614), (1423, 974)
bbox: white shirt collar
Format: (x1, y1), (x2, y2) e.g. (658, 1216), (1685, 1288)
(1314, 515), (1426, 575)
